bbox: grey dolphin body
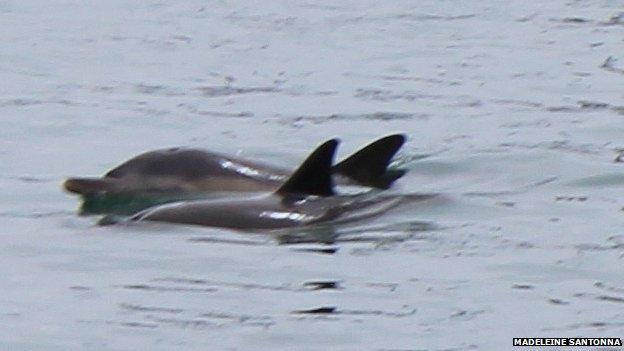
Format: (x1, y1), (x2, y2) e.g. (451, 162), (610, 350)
(66, 148), (291, 194)
(64, 134), (406, 195)
(133, 139), (421, 230)
(132, 192), (415, 230)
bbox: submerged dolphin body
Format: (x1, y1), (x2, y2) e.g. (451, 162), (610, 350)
(64, 135), (407, 215)
(132, 139), (426, 230)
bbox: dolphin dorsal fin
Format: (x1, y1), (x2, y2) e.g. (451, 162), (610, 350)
(276, 139), (339, 197)
(332, 134), (406, 189)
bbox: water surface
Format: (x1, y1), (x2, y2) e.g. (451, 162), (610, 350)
(1, 1), (624, 350)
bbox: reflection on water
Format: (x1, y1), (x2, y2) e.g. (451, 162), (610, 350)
(273, 218), (437, 245)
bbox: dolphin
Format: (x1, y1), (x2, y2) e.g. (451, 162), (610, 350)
(64, 135), (407, 215)
(64, 134), (406, 194)
(131, 139), (426, 230)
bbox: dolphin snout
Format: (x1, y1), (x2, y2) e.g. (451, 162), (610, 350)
(63, 177), (113, 194)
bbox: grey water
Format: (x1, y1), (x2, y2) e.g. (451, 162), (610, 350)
(1, 1), (624, 350)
